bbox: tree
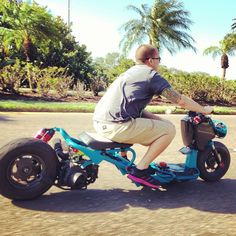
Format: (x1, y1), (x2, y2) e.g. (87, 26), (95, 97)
(119, 0), (196, 55)
(203, 33), (236, 79)
(0, 0), (94, 90)
(94, 53), (135, 83)
(0, 0), (60, 62)
(106, 57), (135, 82)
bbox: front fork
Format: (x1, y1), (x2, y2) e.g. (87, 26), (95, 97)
(183, 141), (221, 168)
(211, 142), (221, 165)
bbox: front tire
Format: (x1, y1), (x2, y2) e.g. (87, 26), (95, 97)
(0, 138), (59, 200)
(197, 141), (230, 182)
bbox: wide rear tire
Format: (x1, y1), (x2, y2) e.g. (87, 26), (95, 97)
(0, 138), (58, 200)
(197, 141), (230, 182)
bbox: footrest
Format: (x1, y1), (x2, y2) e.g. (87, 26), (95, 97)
(179, 147), (192, 154)
(174, 168), (199, 181)
(127, 174), (161, 189)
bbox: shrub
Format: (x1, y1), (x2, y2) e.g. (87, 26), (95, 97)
(35, 67), (72, 97)
(0, 60), (73, 97)
(0, 59), (23, 93)
(160, 66), (236, 104)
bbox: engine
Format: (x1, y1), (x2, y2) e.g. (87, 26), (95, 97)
(53, 139), (99, 190)
(59, 161), (99, 190)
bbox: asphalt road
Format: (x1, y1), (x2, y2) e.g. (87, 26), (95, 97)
(0, 112), (236, 236)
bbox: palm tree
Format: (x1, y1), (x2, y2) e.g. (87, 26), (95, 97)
(203, 33), (236, 80)
(0, 0), (60, 62)
(119, 0), (196, 55)
(0, 0), (63, 90)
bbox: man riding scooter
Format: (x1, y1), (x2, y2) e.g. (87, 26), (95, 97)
(93, 44), (213, 188)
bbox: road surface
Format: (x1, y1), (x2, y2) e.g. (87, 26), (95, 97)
(0, 112), (236, 236)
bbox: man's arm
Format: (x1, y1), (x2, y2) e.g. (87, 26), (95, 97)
(161, 87), (213, 114)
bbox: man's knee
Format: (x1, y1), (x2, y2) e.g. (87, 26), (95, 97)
(166, 122), (176, 139)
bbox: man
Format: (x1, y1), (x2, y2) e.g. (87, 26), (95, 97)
(93, 44), (213, 188)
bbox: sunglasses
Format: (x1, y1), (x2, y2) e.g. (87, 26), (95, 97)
(145, 57), (161, 62)
(151, 57), (161, 62)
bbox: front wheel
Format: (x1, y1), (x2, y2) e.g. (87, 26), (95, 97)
(197, 141), (230, 182)
(0, 138), (59, 200)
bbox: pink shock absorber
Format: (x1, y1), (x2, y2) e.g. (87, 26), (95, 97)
(34, 128), (47, 139)
(34, 128), (55, 142)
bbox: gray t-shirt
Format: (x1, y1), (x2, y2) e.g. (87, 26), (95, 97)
(93, 64), (171, 122)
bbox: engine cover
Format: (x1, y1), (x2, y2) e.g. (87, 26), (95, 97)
(63, 164), (88, 189)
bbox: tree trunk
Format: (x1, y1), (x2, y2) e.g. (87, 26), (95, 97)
(221, 53), (228, 81)
(222, 68), (226, 80)
(0, 45), (5, 60)
(220, 68), (227, 101)
(23, 37), (35, 62)
(23, 37), (36, 91)
(220, 53), (229, 100)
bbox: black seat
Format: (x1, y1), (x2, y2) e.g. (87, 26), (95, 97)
(79, 132), (132, 150)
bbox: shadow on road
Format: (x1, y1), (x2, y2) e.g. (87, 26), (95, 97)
(0, 115), (14, 122)
(13, 178), (236, 214)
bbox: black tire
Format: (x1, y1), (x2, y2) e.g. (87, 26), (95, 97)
(197, 141), (230, 182)
(0, 138), (59, 200)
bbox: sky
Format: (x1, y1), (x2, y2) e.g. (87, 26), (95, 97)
(34, 0), (236, 80)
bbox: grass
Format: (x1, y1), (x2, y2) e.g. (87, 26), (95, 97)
(1, 99), (236, 115)
(0, 100), (95, 113)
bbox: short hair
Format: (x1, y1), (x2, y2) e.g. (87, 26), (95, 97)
(135, 44), (157, 63)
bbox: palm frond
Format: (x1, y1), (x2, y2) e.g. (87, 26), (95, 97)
(231, 18), (236, 31)
(126, 4), (149, 18)
(120, 0), (195, 54)
(203, 46), (222, 59)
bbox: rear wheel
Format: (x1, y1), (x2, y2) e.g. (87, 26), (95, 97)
(197, 141), (230, 182)
(0, 138), (59, 200)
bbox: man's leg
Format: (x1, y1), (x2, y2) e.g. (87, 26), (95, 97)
(136, 129), (176, 169)
(128, 120), (176, 187)
(94, 118), (176, 187)
(94, 118), (176, 168)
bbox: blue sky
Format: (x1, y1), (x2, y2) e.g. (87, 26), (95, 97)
(35, 0), (236, 80)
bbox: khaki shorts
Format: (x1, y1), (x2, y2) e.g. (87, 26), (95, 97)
(93, 118), (175, 146)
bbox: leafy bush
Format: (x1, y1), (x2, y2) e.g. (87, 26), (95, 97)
(33, 66), (72, 97)
(0, 59), (23, 93)
(0, 60), (73, 97)
(159, 66), (236, 104)
(73, 82), (86, 100)
(223, 80), (236, 102)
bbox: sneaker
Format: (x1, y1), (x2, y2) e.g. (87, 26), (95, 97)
(127, 166), (161, 189)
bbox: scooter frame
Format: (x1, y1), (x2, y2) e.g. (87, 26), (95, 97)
(54, 127), (202, 187)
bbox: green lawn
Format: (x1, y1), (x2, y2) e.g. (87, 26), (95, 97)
(0, 100), (236, 114)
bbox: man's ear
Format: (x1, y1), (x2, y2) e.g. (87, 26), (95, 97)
(146, 58), (152, 65)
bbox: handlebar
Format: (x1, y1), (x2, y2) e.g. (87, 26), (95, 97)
(186, 111), (227, 138)
(186, 111), (211, 125)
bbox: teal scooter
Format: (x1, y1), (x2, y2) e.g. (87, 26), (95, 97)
(0, 111), (230, 200)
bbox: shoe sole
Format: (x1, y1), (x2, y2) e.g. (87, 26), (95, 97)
(127, 174), (160, 189)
